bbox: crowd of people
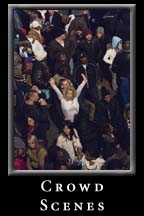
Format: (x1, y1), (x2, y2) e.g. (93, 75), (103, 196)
(13, 9), (130, 170)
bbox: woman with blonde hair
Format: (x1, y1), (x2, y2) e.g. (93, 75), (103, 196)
(49, 73), (87, 122)
(26, 134), (47, 170)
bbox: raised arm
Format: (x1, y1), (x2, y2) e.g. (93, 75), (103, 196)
(49, 78), (63, 101)
(76, 74), (87, 97)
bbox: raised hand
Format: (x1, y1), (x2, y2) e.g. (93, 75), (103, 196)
(49, 78), (55, 86)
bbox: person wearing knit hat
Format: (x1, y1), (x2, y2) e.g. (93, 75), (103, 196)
(97, 26), (104, 34)
(84, 28), (93, 42)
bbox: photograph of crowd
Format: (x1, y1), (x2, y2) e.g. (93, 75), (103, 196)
(11, 7), (131, 171)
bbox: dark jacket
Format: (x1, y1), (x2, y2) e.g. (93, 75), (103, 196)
(95, 97), (123, 129)
(112, 50), (130, 79)
(31, 60), (51, 89)
(45, 11), (64, 29)
(74, 63), (98, 88)
(78, 38), (100, 64)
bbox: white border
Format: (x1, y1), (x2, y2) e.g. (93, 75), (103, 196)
(8, 4), (136, 176)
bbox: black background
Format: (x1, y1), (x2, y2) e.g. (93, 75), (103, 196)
(5, 1), (138, 216)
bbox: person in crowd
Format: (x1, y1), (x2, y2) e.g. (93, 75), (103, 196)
(94, 26), (111, 81)
(95, 87), (123, 137)
(99, 123), (117, 160)
(14, 135), (27, 170)
(26, 134), (47, 170)
(56, 121), (84, 168)
(77, 28), (99, 64)
(22, 90), (50, 135)
(49, 73), (87, 123)
(73, 52), (98, 104)
(103, 36), (123, 89)
(28, 20), (44, 44)
(112, 40), (130, 105)
(81, 144), (105, 170)
(44, 145), (71, 170)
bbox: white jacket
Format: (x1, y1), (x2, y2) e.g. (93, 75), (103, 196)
(56, 129), (82, 162)
(27, 37), (47, 61)
(103, 48), (116, 65)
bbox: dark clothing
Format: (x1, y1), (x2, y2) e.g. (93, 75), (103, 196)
(78, 38), (100, 64)
(74, 63), (98, 103)
(95, 97), (123, 130)
(31, 59), (51, 89)
(45, 12), (64, 29)
(112, 50), (130, 104)
(112, 50), (130, 79)
(22, 103), (49, 124)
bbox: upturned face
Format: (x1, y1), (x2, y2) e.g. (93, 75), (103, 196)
(65, 90), (73, 101)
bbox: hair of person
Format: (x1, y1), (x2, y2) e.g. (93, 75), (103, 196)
(53, 157), (69, 170)
(85, 144), (99, 159)
(61, 120), (78, 140)
(63, 86), (76, 100)
(24, 90), (38, 101)
(27, 134), (39, 146)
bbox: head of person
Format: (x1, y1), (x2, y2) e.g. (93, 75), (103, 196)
(54, 158), (69, 170)
(84, 28), (93, 41)
(59, 78), (72, 90)
(79, 52), (88, 65)
(54, 28), (67, 40)
(31, 85), (41, 93)
(31, 20), (42, 30)
(56, 51), (66, 63)
(96, 26), (104, 39)
(27, 134), (39, 150)
(112, 36), (123, 50)
(85, 145), (99, 161)
(61, 121), (77, 139)
(63, 86), (76, 101)
(14, 136), (26, 159)
(123, 40), (130, 52)
(62, 15), (71, 25)
(101, 123), (114, 134)
(48, 10), (55, 15)
(76, 27), (83, 37)
(101, 87), (111, 103)
(24, 90), (39, 103)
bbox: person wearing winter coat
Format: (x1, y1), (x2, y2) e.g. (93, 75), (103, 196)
(56, 121), (84, 166)
(20, 35), (51, 89)
(112, 40), (130, 105)
(95, 87), (123, 135)
(26, 135), (47, 170)
(103, 36), (123, 91)
(73, 53), (98, 104)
